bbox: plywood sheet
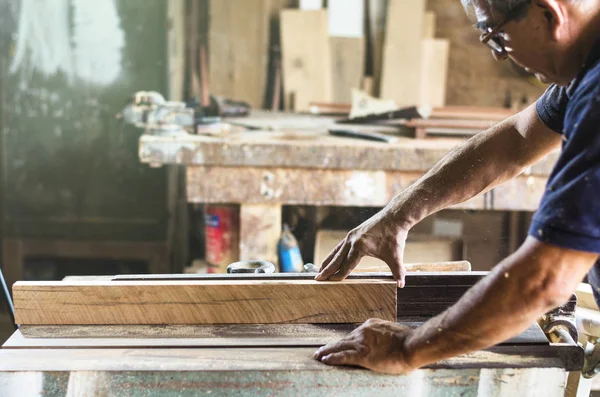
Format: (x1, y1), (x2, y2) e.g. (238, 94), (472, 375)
(380, 0), (426, 106)
(420, 38), (450, 107)
(330, 37), (365, 103)
(280, 10), (332, 111)
(13, 279), (396, 325)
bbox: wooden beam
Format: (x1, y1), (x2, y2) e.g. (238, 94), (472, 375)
(13, 279), (397, 325)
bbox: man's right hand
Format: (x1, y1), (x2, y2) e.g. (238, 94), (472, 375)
(314, 212), (410, 287)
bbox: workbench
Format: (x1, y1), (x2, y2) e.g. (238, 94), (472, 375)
(138, 111), (559, 264)
(0, 272), (585, 396)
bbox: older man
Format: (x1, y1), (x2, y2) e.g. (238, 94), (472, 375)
(313, 0), (600, 374)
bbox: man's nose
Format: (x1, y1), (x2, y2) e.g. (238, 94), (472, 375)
(492, 49), (508, 61)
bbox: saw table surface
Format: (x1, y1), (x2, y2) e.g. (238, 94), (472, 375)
(0, 272), (584, 396)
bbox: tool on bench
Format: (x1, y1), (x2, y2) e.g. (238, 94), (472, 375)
(328, 128), (398, 143)
(118, 91), (249, 137)
(337, 105), (432, 126)
(0, 268), (16, 330)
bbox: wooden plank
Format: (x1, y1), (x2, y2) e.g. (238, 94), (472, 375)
(13, 280), (397, 325)
(239, 203), (281, 265)
(330, 37), (365, 103)
(419, 38), (450, 107)
(209, 0), (294, 109)
(327, 0), (366, 103)
(380, 0), (426, 106)
(3, 322), (546, 349)
(280, 10), (332, 111)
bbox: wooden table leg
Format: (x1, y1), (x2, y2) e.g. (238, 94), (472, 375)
(1, 239), (23, 293)
(239, 204), (282, 267)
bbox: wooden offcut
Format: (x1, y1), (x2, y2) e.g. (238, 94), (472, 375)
(380, 0), (426, 106)
(13, 280), (397, 325)
(280, 10), (332, 111)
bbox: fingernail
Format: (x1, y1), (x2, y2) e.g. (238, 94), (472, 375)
(322, 354), (331, 362)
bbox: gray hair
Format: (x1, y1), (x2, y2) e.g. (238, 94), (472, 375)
(461, 0), (532, 21)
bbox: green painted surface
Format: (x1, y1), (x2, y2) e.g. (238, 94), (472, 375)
(0, 368), (569, 397)
(0, 0), (169, 241)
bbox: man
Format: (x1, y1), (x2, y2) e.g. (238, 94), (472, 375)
(313, 0), (600, 374)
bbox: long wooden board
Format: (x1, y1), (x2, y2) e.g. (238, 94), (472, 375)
(13, 280), (396, 325)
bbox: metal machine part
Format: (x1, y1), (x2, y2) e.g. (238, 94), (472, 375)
(226, 260), (276, 274)
(0, 268), (16, 329)
(119, 91), (194, 136)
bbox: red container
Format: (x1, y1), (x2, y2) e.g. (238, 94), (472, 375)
(204, 204), (240, 273)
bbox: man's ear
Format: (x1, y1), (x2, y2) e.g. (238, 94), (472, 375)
(534, 0), (567, 41)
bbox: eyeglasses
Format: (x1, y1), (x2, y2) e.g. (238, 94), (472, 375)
(478, 3), (530, 54)
(479, 17), (511, 53)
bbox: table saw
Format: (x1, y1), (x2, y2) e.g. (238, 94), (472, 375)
(0, 272), (585, 396)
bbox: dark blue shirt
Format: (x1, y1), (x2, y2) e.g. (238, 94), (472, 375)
(531, 37), (600, 303)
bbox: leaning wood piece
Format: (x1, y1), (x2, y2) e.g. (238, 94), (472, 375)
(13, 280), (396, 325)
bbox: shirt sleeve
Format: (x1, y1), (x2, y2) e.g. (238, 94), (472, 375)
(529, 82), (600, 253)
(536, 83), (569, 134)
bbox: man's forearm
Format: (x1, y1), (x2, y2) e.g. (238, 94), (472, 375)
(403, 238), (596, 368)
(385, 104), (560, 228)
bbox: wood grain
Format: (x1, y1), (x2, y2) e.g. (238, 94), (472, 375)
(380, 0), (426, 106)
(13, 280), (396, 325)
(280, 10), (332, 111)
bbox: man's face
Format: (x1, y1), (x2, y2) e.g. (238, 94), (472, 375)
(466, 0), (570, 85)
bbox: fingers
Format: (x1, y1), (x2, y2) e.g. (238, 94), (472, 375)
(315, 242), (350, 281)
(320, 350), (361, 366)
(319, 239), (344, 272)
(386, 244), (406, 288)
(313, 339), (357, 360)
(328, 247), (361, 281)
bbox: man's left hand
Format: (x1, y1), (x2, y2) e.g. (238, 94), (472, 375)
(313, 318), (417, 374)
